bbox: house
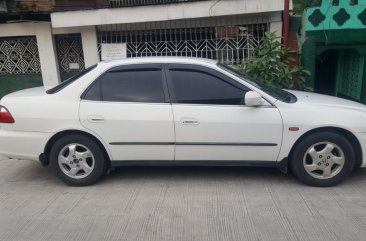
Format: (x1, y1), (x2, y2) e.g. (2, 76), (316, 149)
(0, 0), (286, 98)
(297, 0), (366, 104)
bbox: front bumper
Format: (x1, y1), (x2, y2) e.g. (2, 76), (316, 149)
(0, 129), (52, 161)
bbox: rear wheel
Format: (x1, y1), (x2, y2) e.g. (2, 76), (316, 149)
(290, 132), (355, 187)
(50, 135), (107, 186)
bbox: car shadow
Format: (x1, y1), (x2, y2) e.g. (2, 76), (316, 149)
(4, 159), (366, 188)
(104, 165), (295, 185)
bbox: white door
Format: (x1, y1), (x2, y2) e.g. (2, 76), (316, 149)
(166, 64), (283, 162)
(79, 64), (175, 161)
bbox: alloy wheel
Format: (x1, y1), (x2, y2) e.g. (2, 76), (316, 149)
(58, 143), (95, 179)
(303, 142), (345, 180)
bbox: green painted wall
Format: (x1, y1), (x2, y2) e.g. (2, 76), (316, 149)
(306, 0), (366, 31)
(301, 29), (366, 88)
(301, 0), (366, 103)
(0, 72), (81, 99)
(0, 74), (43, 99)
(60, 72), (78, 82)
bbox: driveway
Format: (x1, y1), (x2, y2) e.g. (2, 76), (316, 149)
(1, 158), (366, 241)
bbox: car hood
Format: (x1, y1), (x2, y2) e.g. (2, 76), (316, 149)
(287, 90), (366, 110)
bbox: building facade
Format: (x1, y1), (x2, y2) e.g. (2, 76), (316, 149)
(0, 0), (285, 98)
(298, 0), (366, 104)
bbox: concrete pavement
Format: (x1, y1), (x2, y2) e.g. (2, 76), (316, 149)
(1, 158), (366, 241)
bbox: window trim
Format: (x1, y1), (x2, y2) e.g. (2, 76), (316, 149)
(165, 63), (250, 106)
(47, 64), (97, 94)
(81, 63), (170, 103)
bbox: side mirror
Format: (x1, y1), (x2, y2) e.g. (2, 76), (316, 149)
(244, 91), (263, 106)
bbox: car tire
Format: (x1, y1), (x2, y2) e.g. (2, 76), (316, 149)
(290, 131), (355, 187)
(50, 134), (107, 186)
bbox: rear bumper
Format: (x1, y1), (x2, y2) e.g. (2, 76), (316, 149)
(355, 132), (366, 168)
(0, 129), (52, 161)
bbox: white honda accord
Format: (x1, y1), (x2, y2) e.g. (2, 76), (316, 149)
(1, 57), (366, 186)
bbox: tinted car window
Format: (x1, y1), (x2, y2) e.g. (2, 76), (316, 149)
(83, 80), (101, 101)
(169, 69), (248, 105)
(84, 69), (165, 103)
(218, 64), (297, 103)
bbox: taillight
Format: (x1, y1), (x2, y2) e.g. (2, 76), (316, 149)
(0, 105), (15, 123)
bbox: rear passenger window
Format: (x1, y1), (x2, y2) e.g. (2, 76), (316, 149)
(83, 69), (166, 103)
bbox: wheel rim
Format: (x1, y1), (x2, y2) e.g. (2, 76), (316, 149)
(303, 142), (345, 180)
(58, 143), (95, 179)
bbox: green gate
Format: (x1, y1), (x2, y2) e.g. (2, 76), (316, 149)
(55, 34), (85, 82)
(0, 36), (43, 99)
(336, 49), (366, 103)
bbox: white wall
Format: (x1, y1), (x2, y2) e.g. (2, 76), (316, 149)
(80, 27), (99, 68)
(51, 0), (285, 28)
(0, 22), (60, 88)
(0, 23), (100, 88)
(1, 0), (285, 89)
(270, 21), (283, 37)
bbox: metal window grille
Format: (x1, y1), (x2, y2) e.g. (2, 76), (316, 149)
(55, 34), (85, 73)
(0, 37), (40, 74)
(97, 22), (268, 65)
(109, 0), (207, 8)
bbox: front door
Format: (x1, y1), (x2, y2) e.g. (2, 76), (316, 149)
(79, 64), (175, 161)
(165, 64), (283, 162)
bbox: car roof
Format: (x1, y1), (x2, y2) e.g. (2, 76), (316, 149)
(99, 57), (218, 67)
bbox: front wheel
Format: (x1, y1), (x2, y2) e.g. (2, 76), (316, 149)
(290, 132), (355, 187)
(50, 135), (107, 186)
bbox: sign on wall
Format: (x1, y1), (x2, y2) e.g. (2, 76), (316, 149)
(101, 43), (127, 61)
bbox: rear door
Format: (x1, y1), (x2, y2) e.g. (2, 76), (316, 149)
(79, 64), (175, 161)
(166, 64), (283, 162)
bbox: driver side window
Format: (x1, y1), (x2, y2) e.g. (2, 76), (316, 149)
(168, 68), (249, 105)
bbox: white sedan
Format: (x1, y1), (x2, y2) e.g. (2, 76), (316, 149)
(0, 57), (365, 186)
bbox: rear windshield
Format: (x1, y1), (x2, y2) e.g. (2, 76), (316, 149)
(46, 64), (97, 94)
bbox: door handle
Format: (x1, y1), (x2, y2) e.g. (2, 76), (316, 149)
(87, 115), (105, 123)
(180, 118), (200, 125)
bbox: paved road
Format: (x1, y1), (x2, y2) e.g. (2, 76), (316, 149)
(1, 158), (366, 241)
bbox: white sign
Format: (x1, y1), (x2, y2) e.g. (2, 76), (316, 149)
(69, 63), (80, 70)
(101, 43), (127, 61)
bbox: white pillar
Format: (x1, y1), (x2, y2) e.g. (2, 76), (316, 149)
(35, 24), (61, 87)
(80, 26), (99, 67)
(270, 21), (283, 37)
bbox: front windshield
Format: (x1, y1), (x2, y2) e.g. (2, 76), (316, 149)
(218, 64), (296, 103)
